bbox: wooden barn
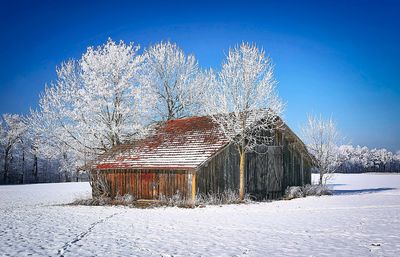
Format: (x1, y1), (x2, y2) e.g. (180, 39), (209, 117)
(93, 115), (314, 201)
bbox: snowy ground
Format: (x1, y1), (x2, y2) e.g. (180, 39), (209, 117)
(1, 173), (399, 257)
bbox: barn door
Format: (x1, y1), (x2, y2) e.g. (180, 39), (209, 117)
(267, 147), (284, 197)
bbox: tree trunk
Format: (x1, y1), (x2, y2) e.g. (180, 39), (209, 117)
(63, 153), (70, 182)
(3, 149), (9, 184)
(21, 150), (25, 184)
(319, 169), (323, 185)
(239, 151), (246, 200)
(65, 171), (70, 182)
(33, 154), (38, 183)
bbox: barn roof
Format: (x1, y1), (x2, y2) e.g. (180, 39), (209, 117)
(94, 113), (315, 171)
(95, 116), (230, 171)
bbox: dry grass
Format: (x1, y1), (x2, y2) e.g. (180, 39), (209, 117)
(69, 190), (253, 208)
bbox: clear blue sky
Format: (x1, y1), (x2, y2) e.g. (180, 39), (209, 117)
(0, 0), (399, 151)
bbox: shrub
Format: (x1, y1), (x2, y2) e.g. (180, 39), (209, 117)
(89, 171), (111, 198)
(158, 192), (187, 207)
(195, 189), (251, 205)
(156, 190), (252, 207)
(284, 186), (304, 200)
(303, 184), (332, 196)
(114, 193), (136, 205)
(284, 184), (332, 200)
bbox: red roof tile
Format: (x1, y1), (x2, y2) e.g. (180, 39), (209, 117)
(95, 116), (230, 171)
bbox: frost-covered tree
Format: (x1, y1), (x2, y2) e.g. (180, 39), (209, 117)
(356, 146), (371, 170)
(337, 145), (400, 173)
(338, 145), (371, 172)
(25, 111), (62, 182)
(369, 148), (383, 171)
(337, 144), (354, 170)
(0, 114), (27, 183)
(396, 151), (400, 162)
(395, 151), (400, 171)
(302, 114), (341, 184)
(372, 148), (393, 172)
(140, 41), (201, 120)
(36, 39), (154, 160)
(204, 43), (284, 200)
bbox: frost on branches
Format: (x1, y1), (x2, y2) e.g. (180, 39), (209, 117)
(140, 41), (203, 120)
(35, 39), (155, 161)
(204, 43), (284, 200)
(302, 115), (342, 184)
(0, 114), (27, 183)
(338, 145), (370, 172)
(337, 145), (397, 173)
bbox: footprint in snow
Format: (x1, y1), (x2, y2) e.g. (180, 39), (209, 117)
(369, 242), (382, 252)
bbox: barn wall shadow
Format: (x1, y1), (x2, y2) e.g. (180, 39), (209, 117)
(328, 184), (347, 187)
(333, 188), (396, 195)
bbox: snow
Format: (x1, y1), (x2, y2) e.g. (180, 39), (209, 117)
(1, 173), (400, 256)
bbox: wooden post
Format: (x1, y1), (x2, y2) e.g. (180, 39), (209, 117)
(191, 172), (197, 205)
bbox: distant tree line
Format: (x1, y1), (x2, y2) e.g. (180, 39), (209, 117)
(337, 145), (400, 173)
(0, 114), (87, 184)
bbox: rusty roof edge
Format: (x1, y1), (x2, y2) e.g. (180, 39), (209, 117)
(97, 165), (197, 172)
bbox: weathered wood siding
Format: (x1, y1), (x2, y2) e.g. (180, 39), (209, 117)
(282, 137), (312, 189)
(98, 132), (313, 201)
(246, 146), (284, 199)
(196, 131), (313, 200)
(103, 170), (191, 199)
(196, 144), (240, 195)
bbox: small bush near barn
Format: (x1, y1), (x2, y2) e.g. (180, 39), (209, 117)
(156, 190), (252, 208)
(195, 189), (252, 205)
(303, 184), (332, 196)
(284, 184), (332, 200)
(114, 193), (136, 205)
(284, 186), (304, 200)
(158, 193), (188, 207)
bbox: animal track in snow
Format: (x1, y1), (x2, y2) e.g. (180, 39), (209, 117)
(57, 211), (124, 257)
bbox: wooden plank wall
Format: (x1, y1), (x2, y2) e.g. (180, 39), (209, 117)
(196, 143), (240, 195)
(196, 131), (313, 200)
(246, 146), (284, 199)
(282, 138), (308, 190)
(104, 170), (190, 199)
(98, 132), (313, 201)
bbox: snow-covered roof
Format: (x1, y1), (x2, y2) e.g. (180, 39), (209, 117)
(95, 116), (230, 171)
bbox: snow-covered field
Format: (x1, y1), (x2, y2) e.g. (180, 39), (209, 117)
(1, 173), (399, 257)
